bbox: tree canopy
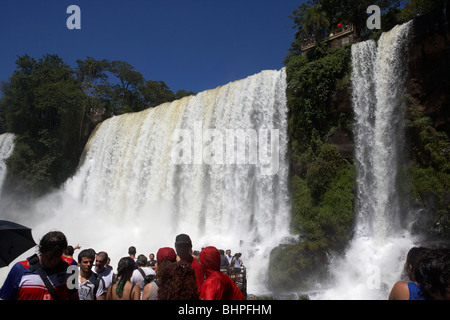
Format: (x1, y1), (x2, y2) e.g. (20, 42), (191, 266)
(285, 0), (437, 58)
(0, 54), (195, 196)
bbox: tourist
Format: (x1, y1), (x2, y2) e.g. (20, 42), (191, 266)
(231, 252), (243, 280)
(63, 243), (80, 260)
(147, 253), (157, 271)
(128, 246), (137, 262)
(174, 233), (204, 293)
(62, 245), (79, 266)
(225, 249), (232, 266)
(389, 247), (429, 300)
(131, 254), (156, 295)
(157, 262), (199, 300)
(199, 246), (245, 300)
(219, 249), (230, 274)
(0, 231), (79, 300)
(77, 249), (106, 300)
(106, 257), (140, 300)
(142, 247), (177, 300)
(414, 248), (450, 300)
(94, 251), (115, 289)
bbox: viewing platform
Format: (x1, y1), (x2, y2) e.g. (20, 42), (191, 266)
(301, 25), (355, 54)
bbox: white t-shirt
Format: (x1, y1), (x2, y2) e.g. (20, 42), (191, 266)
(131, 267), (156, 291)
(78, 272), (107, 300)
(94, 267), (114, 289)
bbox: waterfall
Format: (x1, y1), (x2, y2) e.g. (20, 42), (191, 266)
(316, 22), (416, 299)
(0, 133), (15, 193)
(4, 69), (291, 294)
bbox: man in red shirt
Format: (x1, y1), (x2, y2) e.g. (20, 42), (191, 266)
(0, 231), (78, 300)
(174, 233), (204, 293)
(199, 246), (245, 300)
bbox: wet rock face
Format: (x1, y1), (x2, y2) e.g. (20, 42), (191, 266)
(407, 4), (450, 135)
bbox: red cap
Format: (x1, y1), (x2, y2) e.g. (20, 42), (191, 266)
(157, 247), (177, 263)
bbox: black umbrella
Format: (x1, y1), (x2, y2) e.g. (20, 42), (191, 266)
(0, 220), (37, 267)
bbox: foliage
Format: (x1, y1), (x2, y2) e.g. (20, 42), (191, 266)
(270, 43), (356, 291)
(406, 105), (450, 239)
(398, 0), (450, 22)
(291, 152), (355, 248)
(286, 45), (351, 157)
(0, 54), (195, 196)
(0, 54), (86, 195)
(269, 0), (450, 293)
(286, 0), (403, 56)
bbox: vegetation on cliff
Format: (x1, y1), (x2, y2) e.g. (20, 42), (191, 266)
(269, 0), (450, 292)
(0, 54), (194, 196)
(270, 43), (355, 291)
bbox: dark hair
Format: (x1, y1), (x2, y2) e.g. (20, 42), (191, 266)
(404, 247), (429, 281)
(157, 262), (199, 300)
(78, 249), (95, 263)
(137, 254), (147, 267)
(64, 245), (74, 256)
(97, 251), (108, 260)
(414, 248), (450, 300)
(39, 231), (67, 257)
(116, 257), (136, 298)
(128, 246), (136, 255)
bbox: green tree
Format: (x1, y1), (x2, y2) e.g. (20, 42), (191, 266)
(139, 80), (175, 108)
(0, 54), (86, 195)
(287, 0), (402, 57)
(292, 2), (330, 41)
(76, 57), (110, 136)
(398, 0), (449, 22)
(108, 60), (145, 113)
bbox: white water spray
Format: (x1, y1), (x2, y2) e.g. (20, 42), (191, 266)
(0, 133), (15, 193)
(0, 69), (292, 295)
(316, 22), (416, 300)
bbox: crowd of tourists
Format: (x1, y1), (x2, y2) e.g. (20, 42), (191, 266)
(0, 230), (246, 300)
(1, 229), (448, 300)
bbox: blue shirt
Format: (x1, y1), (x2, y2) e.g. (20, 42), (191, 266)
(408, 282), (425, 300)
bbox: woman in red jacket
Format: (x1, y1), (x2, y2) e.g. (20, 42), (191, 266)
(199, 246), (245, 300)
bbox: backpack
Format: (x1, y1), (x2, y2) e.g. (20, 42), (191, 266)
(138, 268), (155, 285)
(92, 273), (106, 300)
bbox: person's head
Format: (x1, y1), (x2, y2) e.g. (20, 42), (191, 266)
(175, 234), (193, 262)
(78, 249), (95, 273)
(404, 247), (429, 281)
(64, 245), (74, 257)
(136, 254), (147, 267)
(117, 256), (136, 279)
(157, 262), (199, 300)
(219, 249), (225, 255)
(149, 253), (155, 261)
(95, 251), (109, 272)
(156, 247), (177, 277)
(115, 257), (137, 298)
(39, 231), (68, 268)
(200, 246), (221, 275)
(128, 246), (136, 257)
(226, 249), (231, 256)
(414, 248), (450, 300)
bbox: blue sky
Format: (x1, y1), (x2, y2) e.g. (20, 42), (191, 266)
(0, 0), (303, 94)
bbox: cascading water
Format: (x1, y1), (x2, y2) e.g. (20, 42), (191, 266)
(0, 133), (15, 193)
(0, 69), (292, 295)
(315, 22), (416, 299)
